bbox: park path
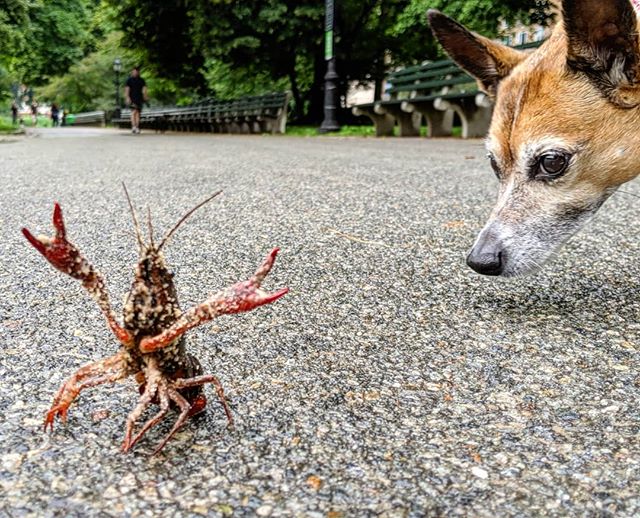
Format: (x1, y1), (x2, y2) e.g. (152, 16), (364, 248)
(1, 131), (639, 516)
(29, 126), (120, 138)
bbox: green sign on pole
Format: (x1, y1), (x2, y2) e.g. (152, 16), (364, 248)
(324, 0), (334, 61)
(325, 29), (334, 60)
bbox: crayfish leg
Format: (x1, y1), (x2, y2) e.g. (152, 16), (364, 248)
(124, 383), (171, 452)
(122, 377), (160, 452)
(175, 375), (233, 426)
(44, 352), (126, 431)
(152, 388), (192, 455)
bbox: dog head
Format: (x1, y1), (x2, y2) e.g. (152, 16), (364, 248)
(429, 0), (640, 277)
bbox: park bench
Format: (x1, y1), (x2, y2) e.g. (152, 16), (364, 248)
(66, 110), (106, 127)
(352, 40), (543, 138)
(112, 93), (290, 134)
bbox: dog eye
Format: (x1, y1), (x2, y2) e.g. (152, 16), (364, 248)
(537, 152), (569, 179)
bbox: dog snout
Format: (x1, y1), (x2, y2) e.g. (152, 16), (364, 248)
(467, 231), (506, 276)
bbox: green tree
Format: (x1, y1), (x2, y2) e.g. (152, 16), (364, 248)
(18, 0), (95, 85)
(394, 0), (551, 43)
(0, 0), (29, 99)
(190, 1), (324, 119)
(87, 0), (553, 121)
(103, 0), (206, 92)
(37, 31), (183, 112)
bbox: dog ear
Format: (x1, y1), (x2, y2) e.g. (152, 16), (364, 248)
(564, 0), (640, 108)
(428, 10), (526, 97)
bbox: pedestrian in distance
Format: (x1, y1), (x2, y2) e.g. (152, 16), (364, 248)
(124, 66), (148, 134)
(50, 103), (60, 127)
(30, 101), (38, 125)
(11, 101), (18, 125)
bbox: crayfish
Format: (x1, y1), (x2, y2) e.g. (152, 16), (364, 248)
(22, 188), (288, 453)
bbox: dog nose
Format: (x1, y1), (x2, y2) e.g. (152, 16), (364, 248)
(467, 232), (505, 276)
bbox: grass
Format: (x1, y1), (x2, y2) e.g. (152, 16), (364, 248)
(0, 118), (16, 133)
(285, 125), (376, 137)
(285, 124), (463, 138)
(0, 114), (53, 133)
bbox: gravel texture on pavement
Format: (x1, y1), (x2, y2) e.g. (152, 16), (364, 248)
(1, 128), (639, 517)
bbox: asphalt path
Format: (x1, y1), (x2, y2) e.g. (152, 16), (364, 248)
(1, 127), (639, 516)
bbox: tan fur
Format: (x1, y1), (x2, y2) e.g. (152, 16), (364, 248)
(429, 1), (640, 276)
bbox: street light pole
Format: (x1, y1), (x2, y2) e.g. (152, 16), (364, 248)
(113, 58), (122, 115)
(319, 0), (341, 133)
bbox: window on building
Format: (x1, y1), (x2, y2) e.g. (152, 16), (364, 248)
(517, 32), (528, 45)
(534, 28), (545, 41)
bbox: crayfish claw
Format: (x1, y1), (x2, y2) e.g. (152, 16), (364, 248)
(251, 247), (281, 287)
(219, 248), (288, 313)
(22, 204), (90, 280)
(52, 202), (66, 239)
(21, 228), (48, 256)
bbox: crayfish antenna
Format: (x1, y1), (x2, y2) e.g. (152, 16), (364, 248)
(157, 191), (223, 252)
(147, 207), (155, 248)
(122, 182), (145, 253)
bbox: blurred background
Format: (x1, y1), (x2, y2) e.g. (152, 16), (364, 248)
(0, 0), (552, 129)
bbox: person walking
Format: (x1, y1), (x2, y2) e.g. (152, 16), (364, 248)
(11, 101), (18, 125)
(124, 66), (148, 134)
(50, 103), (60, 127)
(30, 100), (38, 125)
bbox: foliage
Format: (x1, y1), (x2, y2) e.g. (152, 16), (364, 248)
(394, 0), (551, 44)
(103, 1), (205, 91)
(17, 0), (95, 85)
(4, 0), (552, 120)
(203, 60), (290, 100)
(0, 0), (29, 97)
(37, 33), (120, 112)
(37, 32), (183, 112)
(104, 0), (550, 122)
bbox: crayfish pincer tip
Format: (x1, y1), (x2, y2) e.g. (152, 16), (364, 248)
(52, 202), (65, 231)
(22, 228), (46, 253)
(268, 287), (289, 303)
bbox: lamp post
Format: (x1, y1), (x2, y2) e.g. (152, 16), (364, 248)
(113, 58), (122, 114)
(319, 0), (341, 133)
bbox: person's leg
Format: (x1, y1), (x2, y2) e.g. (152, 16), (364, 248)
(130, 108), (137, 131)
(134, 109), (141, 131)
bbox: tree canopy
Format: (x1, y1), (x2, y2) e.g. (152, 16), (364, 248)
(2, 0), (552, 118)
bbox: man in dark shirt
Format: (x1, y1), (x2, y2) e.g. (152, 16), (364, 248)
(124, 66), (148, 134)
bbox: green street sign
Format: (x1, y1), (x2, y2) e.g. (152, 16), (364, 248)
(325, 29), (333, 60)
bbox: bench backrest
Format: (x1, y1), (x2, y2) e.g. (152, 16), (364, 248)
(385, 38), (545, 99)
(117, 93), (289, 121)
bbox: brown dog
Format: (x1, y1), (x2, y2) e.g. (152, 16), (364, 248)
(429, 0), (640, 277)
